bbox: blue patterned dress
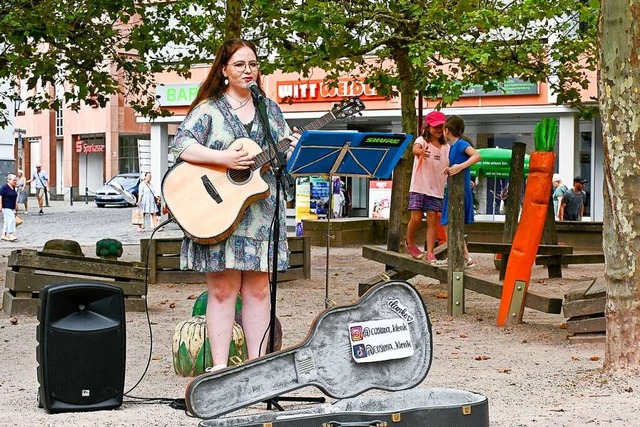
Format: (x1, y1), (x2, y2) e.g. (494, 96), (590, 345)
(171, 96), (291, 273)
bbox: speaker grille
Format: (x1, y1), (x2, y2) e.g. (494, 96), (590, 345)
(37, 283), (126, 413)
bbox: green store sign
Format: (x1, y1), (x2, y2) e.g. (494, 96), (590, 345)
(156, 83), (201, 106)
(460, 78), (538, 97)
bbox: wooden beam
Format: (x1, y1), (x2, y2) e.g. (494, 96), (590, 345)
(563, 297), (606, 318)
(567, 317), (605, 335)
(362, 246), (448, 282)
(8, 250), (146, 280)
(358, 269), (417, 296)
(535, 253), (605, 265)
(467, 242), (573, 255)
(362, 245), (562, 314)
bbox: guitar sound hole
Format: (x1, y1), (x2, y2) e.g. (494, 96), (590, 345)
(228, 169), (252, 185)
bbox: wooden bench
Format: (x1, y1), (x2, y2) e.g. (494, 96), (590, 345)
(2, 249), (147, 316)
(140, 236), (311, 284)
(466, 242), (574, 256)
(302, 218), (388, 247)
(535, 252), (605, 266)
(563, 278), (605, 337)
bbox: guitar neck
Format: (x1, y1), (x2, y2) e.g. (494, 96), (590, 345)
(253, 110), (336, 169)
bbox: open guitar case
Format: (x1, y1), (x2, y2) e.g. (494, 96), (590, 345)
(187, 281), (489, 427)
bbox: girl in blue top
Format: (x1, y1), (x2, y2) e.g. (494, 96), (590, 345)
(440, 116), (481, 268)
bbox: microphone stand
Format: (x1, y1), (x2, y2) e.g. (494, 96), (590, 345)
(252, 95), (325, 410)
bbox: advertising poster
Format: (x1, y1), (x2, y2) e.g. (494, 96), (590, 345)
(369, 180), (392, 219)
(309, 177), (330, 218)
(295, 178), (316, 236)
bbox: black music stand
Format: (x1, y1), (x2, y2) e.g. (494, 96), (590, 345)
(288, 130), (414, 307)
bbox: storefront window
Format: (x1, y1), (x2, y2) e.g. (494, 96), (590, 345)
(118, 135), (147, 173)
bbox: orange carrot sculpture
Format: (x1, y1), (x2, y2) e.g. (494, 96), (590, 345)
(497, 118), (557, 326)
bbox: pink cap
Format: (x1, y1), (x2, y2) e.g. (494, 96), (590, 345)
(424, 111), (446, 127)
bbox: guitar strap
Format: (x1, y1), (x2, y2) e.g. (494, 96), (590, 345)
(35, 171), (46, 188)
(146, 183), (161, 202)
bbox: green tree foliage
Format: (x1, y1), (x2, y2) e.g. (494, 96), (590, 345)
(2, 1), (597, 251)
(252, 0), (597, 250)
(1, 0), (140, 124)
(0, 0), (242, 126)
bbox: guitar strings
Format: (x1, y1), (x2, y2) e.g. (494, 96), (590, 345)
(205, 142), (290, 187)
(196, 107), (351, 187)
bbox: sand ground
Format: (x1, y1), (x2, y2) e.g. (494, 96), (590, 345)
(0, 243), (638, 427)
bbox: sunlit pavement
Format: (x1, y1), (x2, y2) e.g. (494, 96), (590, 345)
(0, 199), (184, 250)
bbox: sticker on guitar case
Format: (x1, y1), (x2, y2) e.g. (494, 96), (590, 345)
(387, 298), (415, 323)
(348, 318), (414, 363)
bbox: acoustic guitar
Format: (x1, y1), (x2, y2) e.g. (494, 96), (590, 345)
(162, 97), (365, 244)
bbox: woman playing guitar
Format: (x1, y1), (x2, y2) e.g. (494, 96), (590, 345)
(170, 39), (299, 372)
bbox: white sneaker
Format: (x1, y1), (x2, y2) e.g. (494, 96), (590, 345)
(205, 364), (227, 373)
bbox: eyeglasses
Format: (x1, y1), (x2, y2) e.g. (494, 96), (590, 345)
(227, 61), (260, 73)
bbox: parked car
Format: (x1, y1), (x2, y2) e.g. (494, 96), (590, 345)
(94, 173), (141, 207)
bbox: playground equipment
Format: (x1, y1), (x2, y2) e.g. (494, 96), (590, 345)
(361, 133), (604, 325)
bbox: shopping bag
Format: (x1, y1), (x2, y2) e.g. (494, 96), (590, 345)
(131, 207), (143, 225)
(15, 214), (24, 226)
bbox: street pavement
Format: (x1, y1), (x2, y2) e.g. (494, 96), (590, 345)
(0, 199), (184, 250)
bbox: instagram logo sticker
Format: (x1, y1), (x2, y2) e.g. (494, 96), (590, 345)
(350, 325), (363, 341)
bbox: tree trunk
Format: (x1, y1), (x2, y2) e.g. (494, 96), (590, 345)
(225, 0), (243, 40)
(599, 0), (640, 373)
(387, 45), (418, 253)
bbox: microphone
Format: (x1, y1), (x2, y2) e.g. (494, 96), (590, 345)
(246, 81), (266, 102)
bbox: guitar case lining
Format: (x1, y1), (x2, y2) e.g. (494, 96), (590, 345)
(187, 281), (489, 426)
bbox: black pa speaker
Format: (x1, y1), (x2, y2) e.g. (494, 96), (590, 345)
(36, 283), (126, 413)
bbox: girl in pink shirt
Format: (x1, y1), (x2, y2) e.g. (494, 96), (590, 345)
(405, 111), (450, 263)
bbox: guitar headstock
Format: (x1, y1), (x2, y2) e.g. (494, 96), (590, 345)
(331, 97), (366, 120)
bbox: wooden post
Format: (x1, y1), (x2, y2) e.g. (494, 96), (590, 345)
(139, 238), (157, 284)
(447, 172), (466, 316)
(541, 197), (561, 278)
(500, 142), (526, 280)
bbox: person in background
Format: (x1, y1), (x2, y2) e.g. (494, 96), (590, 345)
(440, 115), (482, 269)
(405, 111), (449, 264)
(16, 169), (28, 214)
(331, 176), (345, 218)
(552, 173), (568, 220)
(470, 177), (479, 215)
(559, 176), (587, 221)
(25, 163), (48, 215)
(170, 39), (299, 373)
(0, 174), (19, 241)
(136, 172), (160, 232)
